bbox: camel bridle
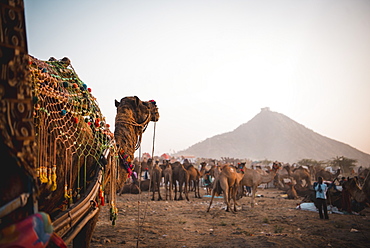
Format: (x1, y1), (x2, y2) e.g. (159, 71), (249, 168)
(115, 106), (152, 151)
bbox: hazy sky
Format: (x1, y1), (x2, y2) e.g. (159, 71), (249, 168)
(24, 0), (370, 157)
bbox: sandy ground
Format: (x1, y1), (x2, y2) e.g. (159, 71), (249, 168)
(91, 187), (370, 248)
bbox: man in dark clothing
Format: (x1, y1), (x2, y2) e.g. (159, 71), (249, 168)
(314, 176), (329, 219)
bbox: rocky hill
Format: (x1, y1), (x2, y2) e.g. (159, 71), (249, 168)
(176, 108), (370, 166)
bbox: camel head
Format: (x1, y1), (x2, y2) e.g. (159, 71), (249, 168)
(143, 100), (160, 122)
(272, 162), (281, 172)
(115, 96), (154, 126)
(200, 162), (207, 171)
(237, 162), (246, 169)
(114, 96), (159, 167)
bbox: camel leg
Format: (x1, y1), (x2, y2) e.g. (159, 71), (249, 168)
(173, 181), (178, 200)
(151, 183), (155, 201)
(232, 186), (238, 212)
(193, 180), (200, 198)
(195, 181), (199, 198)
(221, 181), (230, 212)
(178, 182), (184, 200)
(168, 181), (172, 201)
(193, 181), (198, 198)
(164, 183), (168, 200)
(157, 181), (162, 201)
(184, 180), (189, 201)
(251, 186), (257, 208)
(207, 187), (217, 212)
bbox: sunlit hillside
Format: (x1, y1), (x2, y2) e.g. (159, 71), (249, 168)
(176, 108), (370, 166)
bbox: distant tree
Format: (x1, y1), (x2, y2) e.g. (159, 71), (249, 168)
(329, 156), (357, 175)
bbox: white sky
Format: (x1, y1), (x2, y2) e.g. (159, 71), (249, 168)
(24, 0), (370, 157)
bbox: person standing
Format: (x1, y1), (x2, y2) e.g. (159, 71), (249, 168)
(314, 176), (329, 219)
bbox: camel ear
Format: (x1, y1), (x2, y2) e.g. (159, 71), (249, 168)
(134, 96), (140, 107)
(115, 99), (120, 107)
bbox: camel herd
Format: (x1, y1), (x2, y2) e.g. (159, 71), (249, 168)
(119, 158), (370, 214)
(120, 159), (284, 211)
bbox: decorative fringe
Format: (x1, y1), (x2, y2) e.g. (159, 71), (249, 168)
(51, 165), (57, 191)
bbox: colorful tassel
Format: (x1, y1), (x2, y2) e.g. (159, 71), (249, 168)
(99, 186), (105, 206)
(51, 165), (57, 191)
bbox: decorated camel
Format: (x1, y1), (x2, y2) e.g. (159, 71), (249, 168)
(114, 96), (159, 191)
(0, 54), (159, 248)
(1, 54), (119, 247)
(207, 164), (244, 213)
(239, 162), (281, 207)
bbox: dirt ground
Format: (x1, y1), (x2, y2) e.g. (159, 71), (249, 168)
(91, 187), (370, 248)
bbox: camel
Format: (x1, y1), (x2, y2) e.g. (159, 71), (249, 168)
(294, 183), (314, 197)
(286, 182), (299, 199)
(118, 178), (152, 195)
(119, 183), (141, 194)
(274, 164), (292, 190)
(184, 162), (201, 198)
(315, 168), (340, 181)
(358, 168), (370, 182)
(342, 177), (369, 204)
(285, 165), (312, 187)
(207, 165), (244, 212)
(114, 97), (159, 191)
(239, 162), (281, 207)
(199, 162), (208, 177)
(1, 53), (160, 247)
(171, 162), (189, 201)
(150, 160), (163, 201)
(162, 160), (173, 200)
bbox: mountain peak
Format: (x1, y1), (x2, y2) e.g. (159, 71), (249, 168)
(260, 107), (271, 112)
(176, 110), (370, 166)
